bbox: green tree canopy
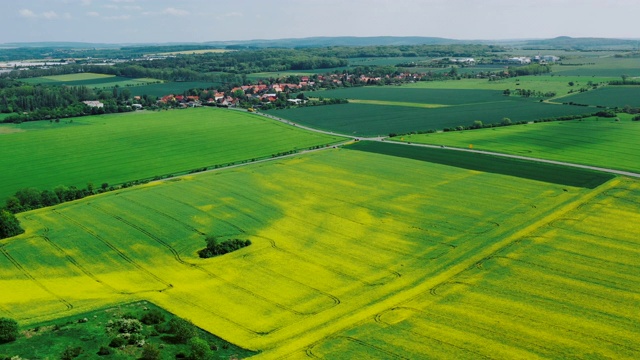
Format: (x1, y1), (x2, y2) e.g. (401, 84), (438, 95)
(0, 210), (24, 239)
(0, 317), (19, 343)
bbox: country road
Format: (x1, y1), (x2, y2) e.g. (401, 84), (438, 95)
(243, 108), (640, 179)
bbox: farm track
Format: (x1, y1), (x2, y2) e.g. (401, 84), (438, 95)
(0, 242), (73, 311)
(87, 203), (337, 318)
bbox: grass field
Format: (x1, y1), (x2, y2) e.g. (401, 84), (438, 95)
(22, 73), (163, 89)
(0, 108), (344, 202)
(0, 148), (636, 359)
(396, 115), (640, 173)
(269, 100), (595, 136)
(560, 86), (640, 107)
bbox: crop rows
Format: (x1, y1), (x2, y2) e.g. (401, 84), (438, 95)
(400, 116), (640, 173)
(305, 177), (639, 359)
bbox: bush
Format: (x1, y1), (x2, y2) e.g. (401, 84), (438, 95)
(141, 309), (164, 325)
(0, 318), (19, 344)
(198, 237), (251, 259)
(168, 318), (197, 344)
(97, 346), (111, 356)
(188, 337), (213, 360)
(108, 336), (126, 348)
(60, 346), (83, 360)
(141, 344), (161, 360)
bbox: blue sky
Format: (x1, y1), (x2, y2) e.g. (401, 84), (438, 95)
(2, 0), (639, 44)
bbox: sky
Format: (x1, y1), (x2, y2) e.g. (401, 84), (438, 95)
(1, 0), (639, 44)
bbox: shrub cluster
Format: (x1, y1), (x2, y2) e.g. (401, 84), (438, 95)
(198, 236), (252, 258)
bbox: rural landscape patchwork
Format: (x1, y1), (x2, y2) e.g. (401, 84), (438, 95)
(1, 5), (640, 359)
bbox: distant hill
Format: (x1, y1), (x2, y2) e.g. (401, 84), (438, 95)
(2, 36), (639, 53)
(203, 36), (466, 48)
(522, 36), (640, 50)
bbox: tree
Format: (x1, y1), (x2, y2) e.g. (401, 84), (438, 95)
(622, 74), (629, 84)
(501, 117), (512, 126)
(188, 337), (213, 360)
(471, 120), (483, 129)
(168, 318), (197, 343)
(141, 343), (162, 360)
(0, 210), (24, 239)
(0, 317), (19, 343)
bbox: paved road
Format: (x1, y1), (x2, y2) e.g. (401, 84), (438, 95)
(245, 108), (640, 179)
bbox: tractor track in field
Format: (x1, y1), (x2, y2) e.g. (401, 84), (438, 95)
(88, 203), (331, 317)
(458, 281), (640, 351)
(305, 336), (412, 360)
(122, 197), (207, 236)
(0, 243), (73, 311)
(52, 208), (173, 292)
(375, 306), (559, 356)
(253, 234), (398, 288)
(224, 189), (403, 284)
(22, 215), (124, 295)
(157, 192), (248, 235)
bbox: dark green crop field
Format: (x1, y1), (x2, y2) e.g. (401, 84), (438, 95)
(270, 101), (595, 136)
(346, 141), (614, 188)
(317, 87), (505, 105)
(561, 86), (640, 107)
(128, 81), (221, 97)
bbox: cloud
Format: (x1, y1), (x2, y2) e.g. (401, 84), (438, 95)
(123, 5), (142, 10)
(19, 9), (63, 20)
(87, 11), (100, 17)
(162, 7), (189, 16)
(103, 4), (118, 9)
(42, 11), (59, 19)
(19, 9), (37, 18)
(217, 12), (243, 19)
(80, 0), (92, 6)
(104, 15), (131, 20)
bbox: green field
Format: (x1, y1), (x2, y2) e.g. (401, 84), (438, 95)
(317, 87), (507, 105)
(22, 73), (163, 89)
(1, 148), (637, 359)
(346, 141), (613, 188)
(552, 56), (640, 77)
(561, 86), (640, 107)
(0, 108), (344, 201)
(396, 115), (640, 173)
(268, 100), (595, 136)
(128, 81), (221, 97)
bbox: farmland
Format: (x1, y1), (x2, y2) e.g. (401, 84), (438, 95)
(0, 108), (344, 201)
(560, 86), (640, 107)
(21, 73), (163, 89)
(269, 98), (595, 136)
(1, 147), (637, 358)
(397, 115), (640, 173)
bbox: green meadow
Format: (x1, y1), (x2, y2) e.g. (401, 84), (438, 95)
(0, 108), (344, 201)
(397, 115), (640, 173)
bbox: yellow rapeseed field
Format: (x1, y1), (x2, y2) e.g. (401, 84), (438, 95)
(1, 149), (638, 359)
